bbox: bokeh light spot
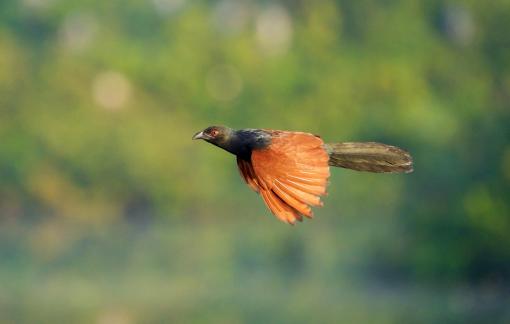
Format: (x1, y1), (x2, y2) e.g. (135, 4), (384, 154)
(206, 65), (243, 102)
(212, 0), (252, 35)
(92, 71), (132, 111)
(96, 309), (134, 324)
(22, 0), (54, 11)
(59, 12), (98, 52)
(152, 0), (186, 16)
(442, 4), (475, 46)
(255, 5), (293, 57)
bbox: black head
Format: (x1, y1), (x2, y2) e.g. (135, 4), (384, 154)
(193, 125), (271, 159)
(192, 125), (233, 146)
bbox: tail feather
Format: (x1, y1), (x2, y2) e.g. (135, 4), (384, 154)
(324, 142), (413, 173)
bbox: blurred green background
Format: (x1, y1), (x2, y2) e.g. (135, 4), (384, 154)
(1, 0), (510, 323)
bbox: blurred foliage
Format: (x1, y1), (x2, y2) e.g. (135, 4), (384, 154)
(0, 0), (509, 322)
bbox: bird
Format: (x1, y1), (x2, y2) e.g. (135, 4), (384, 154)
(193, 126), (413, 224)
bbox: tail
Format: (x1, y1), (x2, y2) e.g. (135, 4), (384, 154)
(324, 142), (413, 173)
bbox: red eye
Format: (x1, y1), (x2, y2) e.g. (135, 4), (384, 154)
(210, 129), (219, 137)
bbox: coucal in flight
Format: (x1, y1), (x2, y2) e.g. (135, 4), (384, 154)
(193, 126), (413, 224)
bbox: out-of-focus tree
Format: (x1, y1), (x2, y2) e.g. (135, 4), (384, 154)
(0, 0), (509, 290)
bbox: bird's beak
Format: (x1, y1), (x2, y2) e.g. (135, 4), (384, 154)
(192, 131), (208, 140)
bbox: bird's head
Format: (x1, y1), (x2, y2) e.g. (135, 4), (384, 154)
(192, 125), (234, 147)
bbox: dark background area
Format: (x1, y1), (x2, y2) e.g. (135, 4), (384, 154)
(1, 0), (509, 323)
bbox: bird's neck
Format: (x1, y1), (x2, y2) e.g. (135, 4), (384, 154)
(219, 129), (271, 160)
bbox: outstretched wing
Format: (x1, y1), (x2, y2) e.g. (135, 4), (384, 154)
(237, 131), (330, 224)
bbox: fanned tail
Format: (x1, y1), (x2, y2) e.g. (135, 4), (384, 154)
(325, 142), (413, 173)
